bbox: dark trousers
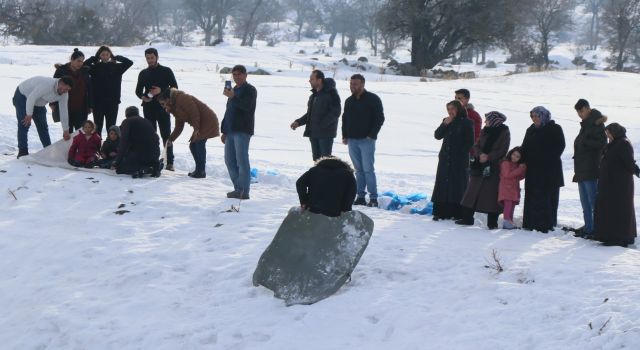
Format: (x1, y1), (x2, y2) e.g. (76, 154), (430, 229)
(13, 88), (50, 152)
(189, 139), (207, 172)
(432, 201), (463, 220)
(94, 103), (119, 137)
(309, 137), (333, 161)
(68, 110), (88, 133)
(460, 206), (499, 228)
(143, 103), (174, 165)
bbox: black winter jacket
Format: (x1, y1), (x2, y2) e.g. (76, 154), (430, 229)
(115, 116), (160, 167)
(100, 138), (120, 160)
(84, 55), (133, 106)
(521, 120), (566, 188)
(296, 157), (357, 217)
(221, 82), (257, 135)
(135, 64), (178, 110)
(295, 78), (341, 138)
(573, 109), (607, 182)
(342, 90), (385, 140)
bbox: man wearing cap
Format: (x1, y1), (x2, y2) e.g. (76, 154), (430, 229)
(12, 76), (73, 158)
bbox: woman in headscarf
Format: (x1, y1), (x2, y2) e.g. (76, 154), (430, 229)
(457, 111), (510, 229)
(521, 106), (566, 233)
(431, 100), (475, 221)
(593, 123), (638, 247)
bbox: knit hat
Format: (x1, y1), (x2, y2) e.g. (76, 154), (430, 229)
(605, 122), (627, 140)
(108, 125), (121, 137)
(125, 106), (139, 118)
(530, 106), (551, 127)
(485, 111), (507, 127)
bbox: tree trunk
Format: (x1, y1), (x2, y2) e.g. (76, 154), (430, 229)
(589, 10), (596, 50)
(411, 31), (427, 70)
(594, 7), (600, 50)
(216, 17), (224, 42)
(481, 46), (487, 64)
(329, 32), (337, 47)
(204, 29), (212, 46)
(241, 0), (262, 46)
(297, 21), (303, 41)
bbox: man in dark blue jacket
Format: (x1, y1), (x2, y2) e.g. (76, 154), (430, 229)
(221, 65), (257, 200)
(341, 74), (385, 208)
(290, 70), (341, 161)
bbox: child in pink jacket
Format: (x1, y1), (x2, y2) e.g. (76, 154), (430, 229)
(499, 146), (527, 229)
(68, 120), (101, 168)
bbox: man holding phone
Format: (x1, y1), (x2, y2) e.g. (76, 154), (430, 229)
(221, 65), (257, 200)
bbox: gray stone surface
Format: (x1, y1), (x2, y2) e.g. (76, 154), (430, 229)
(253, 208), (374, 306)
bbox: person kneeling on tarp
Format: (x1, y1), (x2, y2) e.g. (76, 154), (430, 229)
(296, 156), (357, 217)
(111, 106), (162, 178)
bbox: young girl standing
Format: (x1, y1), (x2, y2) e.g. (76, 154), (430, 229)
(498, 147), (527, 229)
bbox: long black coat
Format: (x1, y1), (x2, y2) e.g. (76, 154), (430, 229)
(594, 137), (637, 245)
(521, 121), (566, 232)
(84, 55), (133, 106)
(431, 116), (474, 204)
(296, 78), (341, 139)
(114, 116), (160, 174)
(296, 157), (357, 217)
(573, 110), (607, 182)
(461, 125), (510, 213)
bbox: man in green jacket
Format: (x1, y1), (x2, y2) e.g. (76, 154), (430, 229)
(573, 99), (607, 238)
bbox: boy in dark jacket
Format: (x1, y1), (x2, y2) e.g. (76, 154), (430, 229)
(98, 125), (121, 169)
(296, 156), (357, 217)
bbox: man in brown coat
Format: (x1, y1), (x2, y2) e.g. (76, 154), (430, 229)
(157, 88), (220, 178)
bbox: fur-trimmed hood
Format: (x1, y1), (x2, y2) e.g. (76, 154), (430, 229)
(314, 156), (354, 173)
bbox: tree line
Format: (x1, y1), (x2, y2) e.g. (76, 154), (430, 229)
(1, 0), (639, 71)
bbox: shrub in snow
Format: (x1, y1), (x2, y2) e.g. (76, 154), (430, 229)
(486, 61), (497, 68)
(219, 67), (232, 74)
(249, 69), (271, 75)
(357, 57), (368, 63)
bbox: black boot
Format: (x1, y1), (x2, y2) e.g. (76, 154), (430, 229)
(455, 207), (475, 226)
(487, 213), (499, 229)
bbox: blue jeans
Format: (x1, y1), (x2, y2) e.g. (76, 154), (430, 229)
(310, 137), (333, 161)
(13, 88), (51, 152)
(189, 139), (207, 173)
(578, 180), (598, 235)
(224, 132), (251, 195)
(348, 138), (378, 199)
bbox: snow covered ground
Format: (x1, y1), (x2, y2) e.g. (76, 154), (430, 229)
(0, 43), (639, 349)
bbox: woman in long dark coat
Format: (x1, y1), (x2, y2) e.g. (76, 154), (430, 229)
(457, 111), (510, 229)
(521, 106), (566, 233)
(431, 100), (475, 220)
(593, 123), (638, 247)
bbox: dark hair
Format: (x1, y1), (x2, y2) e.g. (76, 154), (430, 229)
(605, 122), (627, 139)
(125, 106), (140, 118)
(96, 45), (113, 59)
(59, 76), (74, 88)
(446, 100), (467, 119)
(70, 48), (85, 60)
(505, 146), (525, 164)
(83, 120), (95, 128)
(312, 69), (325, 81)
(145, 48), (159, 57)
(455, 88), (470, 99)
(232, 65), (247, 74)
(574, 98), (590, 111)
(350, 74), (365, 83)
(158, 88), (172, 101)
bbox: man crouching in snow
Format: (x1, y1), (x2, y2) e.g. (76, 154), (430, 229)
(296, 156), (357, 217)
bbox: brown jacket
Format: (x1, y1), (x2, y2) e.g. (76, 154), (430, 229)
(167, 89), (220, 142)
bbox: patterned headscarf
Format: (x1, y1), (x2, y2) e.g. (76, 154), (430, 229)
(530, 106), (551, 127)
(485, 111), (507, 127)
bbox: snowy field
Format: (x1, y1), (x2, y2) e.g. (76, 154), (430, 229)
(1, 43), (639, 349)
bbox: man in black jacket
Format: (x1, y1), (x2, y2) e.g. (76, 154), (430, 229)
(573, 98), (607, 238)
(296, 156), (356, 217)
(112, 106), (161, 177)
(290, 70), (341, 161)
(221, 65), (257, 200)
(341, 74), (385, 208)
(135, 48), (177, 170)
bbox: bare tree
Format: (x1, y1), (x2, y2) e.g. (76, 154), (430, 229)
(530, 0), (575, 68)
(183, 0), (236, 45)
(287, 0), (318, 41)
(234, 0), (283, 47)
(602, 0), (640, 71)
(583, 0), (605, 49)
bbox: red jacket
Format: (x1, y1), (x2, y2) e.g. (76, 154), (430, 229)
(467, 107), (482, 142)
(68, 132), (101, 164)
(498, 160), (527, 203)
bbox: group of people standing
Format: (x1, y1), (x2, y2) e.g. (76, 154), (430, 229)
(431, 90), (637, 248)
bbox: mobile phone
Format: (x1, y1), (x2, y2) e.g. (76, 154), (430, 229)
(225, 80), (232, 90)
